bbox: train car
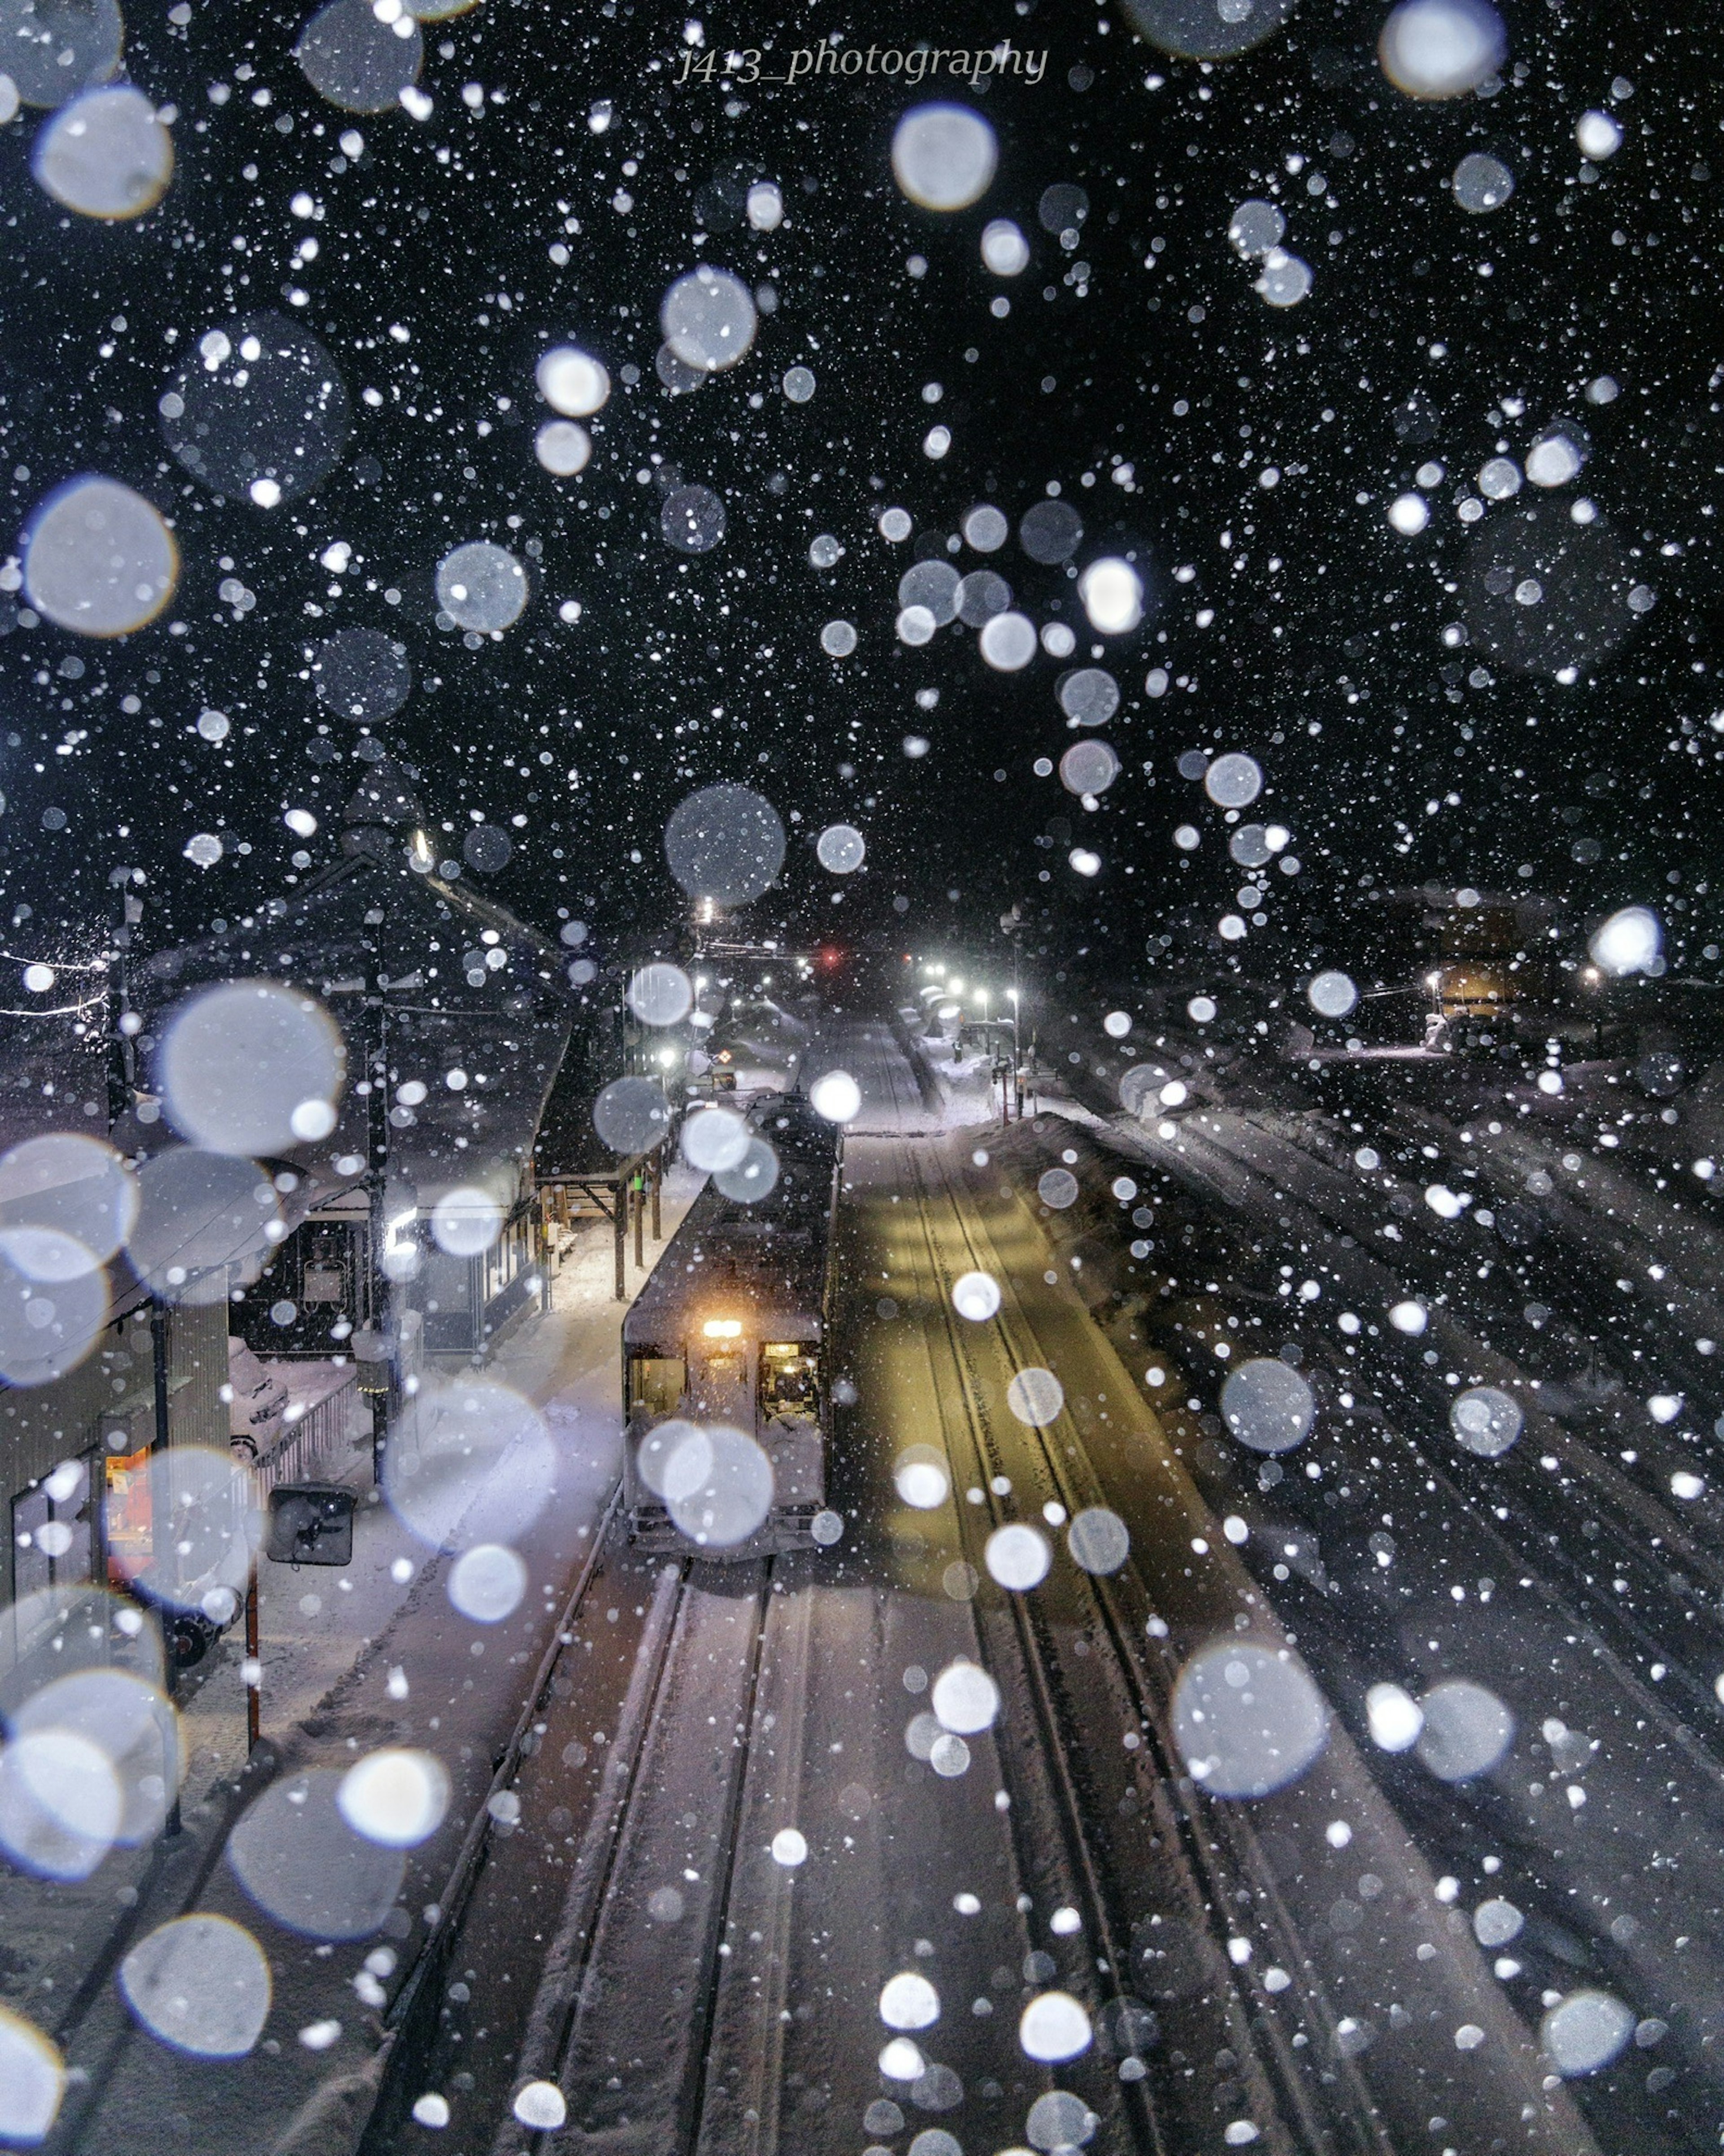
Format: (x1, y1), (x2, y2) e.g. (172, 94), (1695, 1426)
(621, 1093), (840, 1555)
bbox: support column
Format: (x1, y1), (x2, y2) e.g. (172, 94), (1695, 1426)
(244, 1560), (261, 1755)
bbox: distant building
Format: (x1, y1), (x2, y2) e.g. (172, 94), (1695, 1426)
(122, 758), (579, 1360)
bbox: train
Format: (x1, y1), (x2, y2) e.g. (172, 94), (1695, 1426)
(621, 1091), (841, 1556)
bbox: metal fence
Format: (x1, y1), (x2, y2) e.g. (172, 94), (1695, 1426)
(251, 1372), (361, 1491)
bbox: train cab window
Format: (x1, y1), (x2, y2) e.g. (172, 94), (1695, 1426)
(761, 1344), (818, 1421)
(628, 1354), (685, 1420)
(692, 1350), (748, 1413)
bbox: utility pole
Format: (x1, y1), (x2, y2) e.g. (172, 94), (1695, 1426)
(112, 869), (188, 1818)
(149, 1301), (183, 1838)
(1012, 933), (1024, 1118)
(104, 866), (142, 1131)
(365, 996), (391, 1485)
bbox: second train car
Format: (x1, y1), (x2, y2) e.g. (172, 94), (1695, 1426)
(621, 1091), (841, 1555)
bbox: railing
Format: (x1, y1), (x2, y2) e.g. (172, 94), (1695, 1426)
(250, 1370), (361, 1491)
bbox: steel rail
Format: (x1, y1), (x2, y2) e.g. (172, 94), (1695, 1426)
(902, 1133), (1601, 2156)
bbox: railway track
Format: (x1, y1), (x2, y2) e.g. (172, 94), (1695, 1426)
(1104, 1102), (1724, 1717)
(361, 1084), (1715, 2156)
(361, 1532), (792, 2156)
(364, 1138), (1129, 2151)
(878, 1135), (1596, 2156)
(1100, 1098), (1724, 1754)
(967, 1107), (1724, 2152)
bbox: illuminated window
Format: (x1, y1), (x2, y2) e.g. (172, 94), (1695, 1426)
(761, 1345), (818, 1420)
(628, 1354), (685, 1420)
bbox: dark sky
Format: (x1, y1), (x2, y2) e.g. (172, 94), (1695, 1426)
(0, 0), (1716, 1005)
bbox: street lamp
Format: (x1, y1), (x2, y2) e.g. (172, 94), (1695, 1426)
(977, 990), (1012, 1116)
(1422, 970), (1446, 1054)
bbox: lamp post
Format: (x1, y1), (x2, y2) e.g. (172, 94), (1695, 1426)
(1423, 970), (1445, 1053)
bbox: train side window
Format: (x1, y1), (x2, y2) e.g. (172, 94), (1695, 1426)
(761, 1344), (818, 1421)
(629, 1354), (685, 1419)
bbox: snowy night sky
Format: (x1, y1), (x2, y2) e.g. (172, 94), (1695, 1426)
(0, 0), (1715, 990)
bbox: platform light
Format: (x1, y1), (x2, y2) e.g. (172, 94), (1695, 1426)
(381, 1204), (421, 1283)
(703, 1318), (743, 1338)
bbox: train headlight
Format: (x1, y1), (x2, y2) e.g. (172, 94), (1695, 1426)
(702, 1318), (743, 1339)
